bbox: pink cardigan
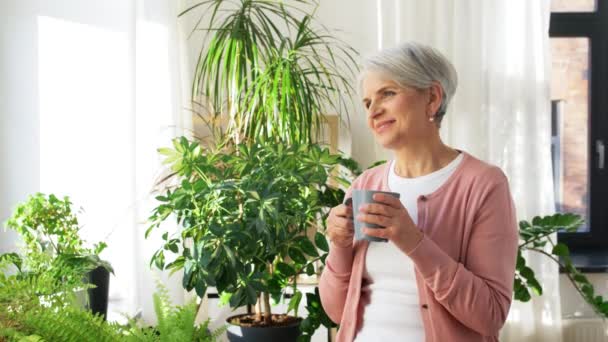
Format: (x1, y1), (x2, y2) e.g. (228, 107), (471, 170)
(319, 152), (518, 342)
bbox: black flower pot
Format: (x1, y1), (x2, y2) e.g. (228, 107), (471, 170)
(86, 266), (110, 320)
(226, 314), (302, 342)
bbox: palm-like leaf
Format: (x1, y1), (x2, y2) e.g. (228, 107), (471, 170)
(180, 0), (359, 145)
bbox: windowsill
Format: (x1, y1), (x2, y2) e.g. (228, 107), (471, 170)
(559, 249), (608, 273)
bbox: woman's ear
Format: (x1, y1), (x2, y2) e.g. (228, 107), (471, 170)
(427, 82), (444, 117)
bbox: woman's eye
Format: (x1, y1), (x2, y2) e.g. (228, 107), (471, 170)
(383, 90), (396, 97)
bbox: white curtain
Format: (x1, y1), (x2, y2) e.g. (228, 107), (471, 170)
(375, 1), (560, 341)
(128, 0), (192, 323)
(0, 0), (191, 324)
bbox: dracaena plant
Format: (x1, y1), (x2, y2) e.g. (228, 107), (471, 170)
(147, 138), (352, 324)
(515, 213), (608, 318)
(180, 0), (358, 145)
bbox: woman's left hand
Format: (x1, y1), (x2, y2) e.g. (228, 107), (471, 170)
(356, 193), (424, 254)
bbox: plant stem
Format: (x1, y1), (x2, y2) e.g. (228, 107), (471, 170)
(44, 232), (61, 255)
(527, 247), (606, 319)
(255, 294), (262, 322)
(263, 292), (271, 324)
(518, 230), (560, 249)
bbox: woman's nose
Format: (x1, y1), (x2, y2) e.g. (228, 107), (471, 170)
(369, 104), (383, 120)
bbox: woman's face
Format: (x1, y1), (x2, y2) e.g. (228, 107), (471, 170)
(362, 72), (435, 149)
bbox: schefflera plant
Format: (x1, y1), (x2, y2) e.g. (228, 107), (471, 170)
(146, 138), (347, 324)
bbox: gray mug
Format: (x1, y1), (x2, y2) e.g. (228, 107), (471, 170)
(348, 189), (400, 242)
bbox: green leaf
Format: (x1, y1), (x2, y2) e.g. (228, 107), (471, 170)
(183, 259), (196, 290)
(229, 288), (245, 308)
(520, 266), (535, 280)
(582, 284), (594, 298)
(288, 247), (307, 264)
(296, 237), (319, 257)
(167, 241), (179, 253)
(287, 290), (302, 314)
(195, 280), (207, 298)
(0, 252), (22, 272)
(306, 263), (315, 276)
(277, 262), (296, 277)
(297, 335), (311, 342)
(527, 277), (543, 296)
(516, 253), (526, 269)
(246, 285), (258, 306)
(573, 274), (587, 283)
(314, 232), (329, 252)
(552, 243), (570, 258)
(154, 250), (165, 270)
(514, 277), (531, 302)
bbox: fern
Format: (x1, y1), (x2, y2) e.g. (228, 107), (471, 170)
(153, 284), (200, 342)
(123, 282), (226, 342)
(0, 272), (226, 342)
(198, 320), (227, 342)
(20, 307), (121, 342)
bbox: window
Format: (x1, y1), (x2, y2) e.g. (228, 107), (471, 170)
(551, 0), (608, 252)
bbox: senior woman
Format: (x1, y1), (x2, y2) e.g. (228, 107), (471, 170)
(319, 42), (518, 342)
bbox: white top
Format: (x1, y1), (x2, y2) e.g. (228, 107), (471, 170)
(355, 153), (464, 341)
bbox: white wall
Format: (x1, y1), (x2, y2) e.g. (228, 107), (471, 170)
(0, 1), (42, 253)
(560, 273), (608, 318)
(315, 0), (383, 168)
(0, 0), (138, 311)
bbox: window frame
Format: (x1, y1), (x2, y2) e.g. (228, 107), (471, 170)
(551, 1), (608, 253)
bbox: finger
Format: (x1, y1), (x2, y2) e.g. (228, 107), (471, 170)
(362, 227), (389, 240)
(358, 203), (394, 217)
(372, 193), (402, 209)
(328, 228), (354, 242)
(328, 216), (354, 231)
(356, 213), (389, 227)
(333, 204), (353, 218)
(328, 229), (354, 239)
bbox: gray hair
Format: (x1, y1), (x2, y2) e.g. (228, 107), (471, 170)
(359, 42), (458, 124)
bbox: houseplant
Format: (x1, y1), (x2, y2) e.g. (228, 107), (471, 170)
(2, 193), (114, 318)
(0, 265), (225, 342)
(146, 0), (359, 340)
(514, 213), (608, 318)
(147, 139), (352, 341)
(181, 0), (358, 146)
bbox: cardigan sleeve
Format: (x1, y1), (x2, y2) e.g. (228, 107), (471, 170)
(407, 173), (519, 336)
(318, 175), (363, 324)
(319, 243), (355, 323)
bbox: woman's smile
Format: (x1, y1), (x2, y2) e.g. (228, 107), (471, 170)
(375, 119), (396, 133)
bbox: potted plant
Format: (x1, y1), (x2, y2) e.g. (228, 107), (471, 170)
(2, 193), (114, 319)
(151, 0), (357, 339)
(147, 138), (354, 341)
(146, 0), (359, 340)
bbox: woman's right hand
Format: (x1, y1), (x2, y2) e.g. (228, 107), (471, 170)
(326, 202), (354, 248)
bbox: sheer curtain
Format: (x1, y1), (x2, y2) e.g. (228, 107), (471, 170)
(0, 0), (190, 324)
(374, 1), (560, 341)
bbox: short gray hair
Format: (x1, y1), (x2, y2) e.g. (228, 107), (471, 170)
(359, 42), (458, 124)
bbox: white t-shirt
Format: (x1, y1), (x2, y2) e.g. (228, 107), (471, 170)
(355, 153), (464, 341)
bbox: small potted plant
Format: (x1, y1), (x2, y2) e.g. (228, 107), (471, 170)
(2, 192), (114, 319)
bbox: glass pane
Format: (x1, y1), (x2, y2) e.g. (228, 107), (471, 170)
(550, 38), (590, 232)
(551, 0), (596, 12)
